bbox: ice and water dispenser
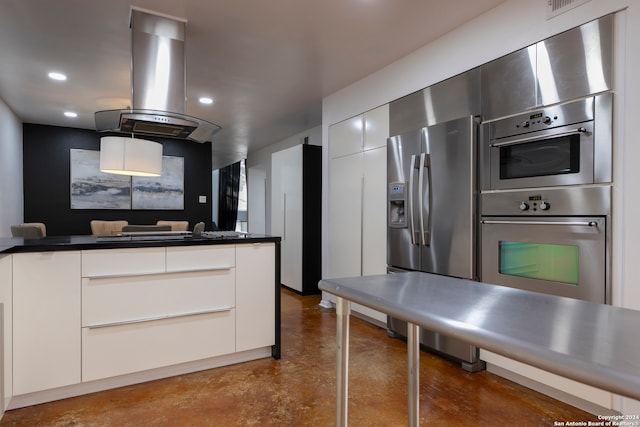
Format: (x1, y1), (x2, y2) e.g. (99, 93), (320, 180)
(388, 182), (407, 228)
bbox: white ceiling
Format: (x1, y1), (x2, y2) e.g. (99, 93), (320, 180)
(0, 0), (504, 169)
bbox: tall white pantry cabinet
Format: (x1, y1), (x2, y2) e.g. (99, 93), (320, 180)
(327, 104), (389, 323)
(271, 144), (322, 295)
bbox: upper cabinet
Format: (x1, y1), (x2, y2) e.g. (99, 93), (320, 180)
(329, 115), (363, 159)
(481, 46), (537, 121)
(329, 105), (390, 159)
(536, 14), (613, 106)
(481, 14), (613, 121)
(363, 105), (389, 151)
(390, 68), (480, 136)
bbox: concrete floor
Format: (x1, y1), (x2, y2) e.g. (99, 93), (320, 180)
(0, 288), (599, 426)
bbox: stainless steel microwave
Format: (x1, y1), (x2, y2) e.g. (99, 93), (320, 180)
(480, 93), (612, 191)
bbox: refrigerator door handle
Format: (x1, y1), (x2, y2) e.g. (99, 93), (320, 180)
(418, 153), (431, 246)
(418, 153), (425, 245)
(409, 154), (417, 245)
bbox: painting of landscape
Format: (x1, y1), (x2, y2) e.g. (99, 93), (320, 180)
(132, 156), (184, 210)
(70, 149), (131, 209)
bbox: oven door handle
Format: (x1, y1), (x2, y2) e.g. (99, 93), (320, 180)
(490, 127), (588, 148)
(481, 219), (598, 227)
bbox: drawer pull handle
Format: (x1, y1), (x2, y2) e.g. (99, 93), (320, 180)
(84, 266), (233, 279)
(86, 306), (233, 329)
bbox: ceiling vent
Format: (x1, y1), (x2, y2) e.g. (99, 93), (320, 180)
(546, 0), (591, 19)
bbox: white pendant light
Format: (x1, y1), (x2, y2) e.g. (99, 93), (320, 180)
(100, 136), (163, 177)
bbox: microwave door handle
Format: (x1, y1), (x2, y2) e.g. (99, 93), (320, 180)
(481, 220), (598, 227)
(490, 127), (589, 148)
(409, 154), (417, 245)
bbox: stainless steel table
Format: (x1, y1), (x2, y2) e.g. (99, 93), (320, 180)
(319, 272), (640, 426)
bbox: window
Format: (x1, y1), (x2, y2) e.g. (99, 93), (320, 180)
(236, 159), (248, 232)
(499, 241), (579, 285)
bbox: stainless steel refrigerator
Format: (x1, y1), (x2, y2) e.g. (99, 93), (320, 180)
(387, 115), (484, 371)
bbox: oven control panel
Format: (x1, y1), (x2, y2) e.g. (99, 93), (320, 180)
(519, 195), (550, 212)
(481, 186), (610, 217)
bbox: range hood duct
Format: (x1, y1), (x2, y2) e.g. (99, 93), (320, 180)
(95, 8), (221, 143)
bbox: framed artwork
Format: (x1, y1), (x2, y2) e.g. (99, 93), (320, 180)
(70, 149), (131, 209)
(132, 156), (184, 210)
(70, 149), (184, 210)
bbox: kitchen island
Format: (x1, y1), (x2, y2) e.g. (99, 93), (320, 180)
(0, 233), (280, 411)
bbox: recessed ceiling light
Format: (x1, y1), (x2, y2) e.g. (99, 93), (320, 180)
(64, 111), (77, 118)
(199, 97), (213, 105)
(48, 72), (67, 81)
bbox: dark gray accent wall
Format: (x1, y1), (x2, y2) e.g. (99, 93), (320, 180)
(23, 124), (212, 236)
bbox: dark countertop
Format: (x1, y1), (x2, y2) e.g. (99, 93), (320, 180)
(0, 232), (280, 254)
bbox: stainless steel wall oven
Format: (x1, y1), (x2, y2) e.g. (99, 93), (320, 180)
(480, 93), (612, 191)
(479, 91), (613, 305)
(480, 186), (610, 304)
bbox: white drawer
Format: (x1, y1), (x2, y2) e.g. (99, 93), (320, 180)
(82, 309), (235, 381)
(82, 269), (235, 327)
(82, 248), (166, 277)
(166, 245), (235, 272)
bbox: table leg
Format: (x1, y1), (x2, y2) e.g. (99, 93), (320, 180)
(336, 297), (351, 427)
(407, 322), (420, 427)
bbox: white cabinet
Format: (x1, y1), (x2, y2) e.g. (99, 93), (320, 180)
(328, 153), (363, 278)
(12, 251), (81, 395)
(236, 243), (276, 352)
(81, 247), (165, 277)
(271, 144), (321, 294)
(363, 104), (389, 151)
(272, 146), (302, 290)
(328, 115), (362, 158)
(0, 255), (12, 411)
(5, 243), (277, 407)
(81, 246), (237, 381)
(362, 146), (387, 275)
(328, 105), (389, 323)
(166, 245), (236, 272)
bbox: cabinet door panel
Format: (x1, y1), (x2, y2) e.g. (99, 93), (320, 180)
(362, 146), (387, 276)
(364, 105), (389, 151)
(82, 269), (235, 327)
(481, 47), (537, 120)
(82, 247), (165, 277)
(82, 310), (235, 381)
(329, 153), (363, 278)
(236, 243), (276, 352)
(13, 252), (81, 395)
(0, 255), (12, 407)
(166, 245), (235, 271)
(536, 15), (612, 106)
(329, 115), (363, 159)
(272, 146), (302, 291)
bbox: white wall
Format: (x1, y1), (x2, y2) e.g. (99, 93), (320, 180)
(0, 96), (23, 237)
(321, 0), (640, 414)
(246, 125), (321, 234)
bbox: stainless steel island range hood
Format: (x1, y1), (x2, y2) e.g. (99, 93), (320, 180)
(95, 8), (221, 143)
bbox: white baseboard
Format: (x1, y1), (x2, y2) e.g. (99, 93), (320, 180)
(8, 347), (271, 410)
